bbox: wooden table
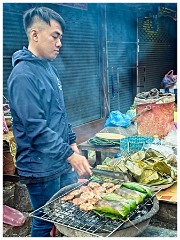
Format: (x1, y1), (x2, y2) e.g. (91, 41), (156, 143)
(78, 141), (120, 166)
(78, 125), (137, 166)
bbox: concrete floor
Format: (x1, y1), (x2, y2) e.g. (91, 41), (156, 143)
(139, 225), (177, 237)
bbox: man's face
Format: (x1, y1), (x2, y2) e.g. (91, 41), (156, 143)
(32, 19), (63, 60)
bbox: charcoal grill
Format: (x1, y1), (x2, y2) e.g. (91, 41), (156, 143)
(29, 181), (159, 237)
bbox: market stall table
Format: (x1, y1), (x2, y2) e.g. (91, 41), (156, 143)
(78, 125), (138, 166)
(78, 141), (120, 166)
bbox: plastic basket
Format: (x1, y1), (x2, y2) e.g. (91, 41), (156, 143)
(120, 136), (154, 153)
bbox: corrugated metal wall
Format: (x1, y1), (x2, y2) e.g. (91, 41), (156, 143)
(3, 4), (28, 97)
(138, 14), (177, 92)
(54, 4), (102, 125)
(106, 4), (137, 113)
(105, 3), (177, 107)
(3, 3), (177, 125)
(3, 3), (102, 126)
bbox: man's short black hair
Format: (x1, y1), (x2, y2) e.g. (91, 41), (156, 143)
(23, 7), (65, 34)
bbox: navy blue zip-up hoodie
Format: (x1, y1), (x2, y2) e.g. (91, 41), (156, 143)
(7, 47), (75, 178)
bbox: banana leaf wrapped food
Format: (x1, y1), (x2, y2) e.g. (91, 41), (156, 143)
(121, 182), (152, 198)
(101, 193), (136, 211)
(93, 199), (131, 220)
(92, 182), (152, 220)
(145, 148), (166, 161)
(101, 147), (177, 185)
(114, 187), (146, 204)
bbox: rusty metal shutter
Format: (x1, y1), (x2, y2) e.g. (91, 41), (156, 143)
(3, 3), (101, 126)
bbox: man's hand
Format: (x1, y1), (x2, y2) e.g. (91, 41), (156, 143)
(67, 152), (92, 177)
(70, 143), (80, 172)
(70, 143), (80, 154)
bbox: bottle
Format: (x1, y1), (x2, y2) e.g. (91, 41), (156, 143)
(3, 205), (25, 226)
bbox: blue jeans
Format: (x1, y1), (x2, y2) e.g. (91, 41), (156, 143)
(26, 169), (78, 237)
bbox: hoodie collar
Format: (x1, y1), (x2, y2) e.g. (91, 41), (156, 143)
(12, 47), (49, 67)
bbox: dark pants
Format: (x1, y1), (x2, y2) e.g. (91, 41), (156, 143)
(26, 169), (78, 237)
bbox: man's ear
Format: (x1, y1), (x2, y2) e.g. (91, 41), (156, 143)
(30, 29), (38, 42)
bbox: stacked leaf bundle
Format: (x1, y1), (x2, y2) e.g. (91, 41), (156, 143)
(95, 148), (177, 186)
(88, 133), (125, 146)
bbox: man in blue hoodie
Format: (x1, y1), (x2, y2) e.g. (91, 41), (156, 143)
(7, 7), (92, 237)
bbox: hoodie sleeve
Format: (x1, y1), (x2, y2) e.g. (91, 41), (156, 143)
(68, 123), (76, 145)
(8, 73), (74, 160)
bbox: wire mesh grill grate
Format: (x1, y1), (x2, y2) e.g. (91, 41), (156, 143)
(29, 182), (155, 237)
